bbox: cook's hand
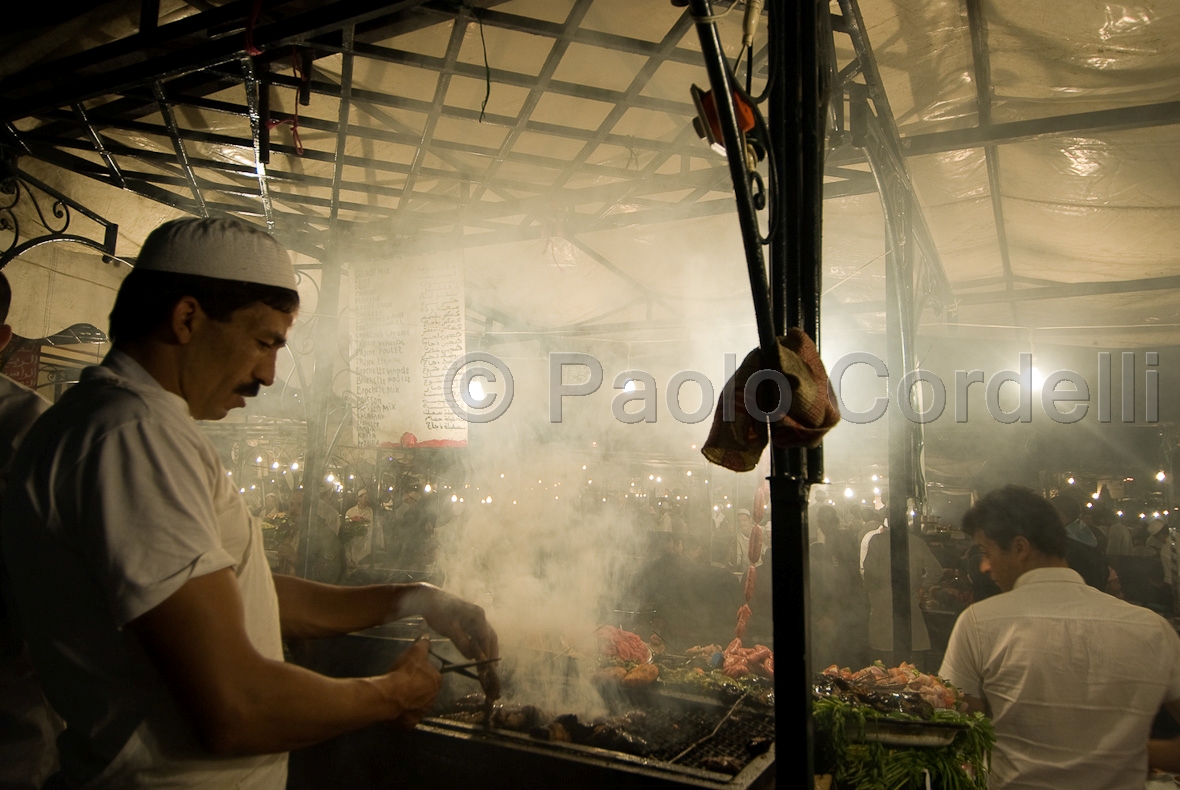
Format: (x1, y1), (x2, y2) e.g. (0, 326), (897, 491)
(416, 584), (499, 664)
(386, 636), (442, 729)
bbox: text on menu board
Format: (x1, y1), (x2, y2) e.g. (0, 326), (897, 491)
(351, 253), (466, 447)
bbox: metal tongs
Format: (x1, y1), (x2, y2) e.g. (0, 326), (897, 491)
(429, 647), (500, 680)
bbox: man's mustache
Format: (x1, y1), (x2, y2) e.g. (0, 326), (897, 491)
(235, 381), (263, 398)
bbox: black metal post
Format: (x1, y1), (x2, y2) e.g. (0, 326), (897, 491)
(684, 0), (826, 783)
(686, 0), (776, 366)
(763, 0), (815, 784)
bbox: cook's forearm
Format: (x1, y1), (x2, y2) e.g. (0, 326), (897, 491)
(273, 575), (426, 638)
(204, 657), (407, 754)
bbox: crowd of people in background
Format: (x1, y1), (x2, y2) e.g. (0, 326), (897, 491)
(244, 472), (1179, 669)
(806, 488), (1179, 675)
(249, 482), (450, 583)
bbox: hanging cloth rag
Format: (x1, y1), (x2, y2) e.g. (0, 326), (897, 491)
(701, 327), (840, 472)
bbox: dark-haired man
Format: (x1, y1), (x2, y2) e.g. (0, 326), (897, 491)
(2, 219), (498, 788)
(939, 485), (1180, 790)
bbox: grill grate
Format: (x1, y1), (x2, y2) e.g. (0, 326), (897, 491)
(673, 705), (776, 772)
(436, 694), (775, 777)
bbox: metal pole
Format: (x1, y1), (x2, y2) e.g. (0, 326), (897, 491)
(767, 0), (816, 783)
(686, 0), (777, 367)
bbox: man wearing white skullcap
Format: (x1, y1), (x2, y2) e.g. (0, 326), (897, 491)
(1, 218), (499, 788)
(344, 488), (376, 568)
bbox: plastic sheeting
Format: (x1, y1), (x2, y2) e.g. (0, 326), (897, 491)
(822, 0), (1180, 347)
(7, 0), (1180, 354)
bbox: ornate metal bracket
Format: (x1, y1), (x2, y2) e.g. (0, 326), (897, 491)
(0, 148), (121, 270)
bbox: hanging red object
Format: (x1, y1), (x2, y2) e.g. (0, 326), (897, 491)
(690, 83), (755, 155)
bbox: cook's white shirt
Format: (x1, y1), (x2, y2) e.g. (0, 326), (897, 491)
(940, 566), (1180, 790)
(1, 350), (286, 788)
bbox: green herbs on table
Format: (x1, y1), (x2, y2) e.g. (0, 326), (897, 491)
(813, 696), (994, 790)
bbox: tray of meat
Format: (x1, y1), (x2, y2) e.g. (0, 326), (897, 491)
(595, 625), (653, 664)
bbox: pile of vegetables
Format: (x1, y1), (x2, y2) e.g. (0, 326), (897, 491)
(812, 663), (994, 790)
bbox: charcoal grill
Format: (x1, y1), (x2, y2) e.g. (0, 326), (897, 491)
(288, 631), (775, 789)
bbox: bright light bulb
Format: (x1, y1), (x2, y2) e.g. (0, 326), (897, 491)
(256, 456), (263, 464)
(844, 487), (854, 498)
(871, 475), (879, 482)
(290, 462), (299, 471)
(326, 474), (335, 482)
(1067, 477), (1075, 485)
(468, 379), (485, 401)
(451, 494), (458, 503)
(873, 487), (880, 495)
(1091, 492), (1100, 499)
(424, 484), (432, 493)
(686, 471), (692, 476)
(1158, 471), (1167, 482)
(623, 379), (637, 393)
(272, 462), (279, 469)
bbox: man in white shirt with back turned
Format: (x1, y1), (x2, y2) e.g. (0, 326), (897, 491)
(939, 485), (1180, 790)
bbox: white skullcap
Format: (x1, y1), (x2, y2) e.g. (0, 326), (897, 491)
(135, 218), (297, 290)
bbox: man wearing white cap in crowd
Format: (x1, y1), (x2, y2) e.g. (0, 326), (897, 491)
(1, 218), (499, 788)
(344, 487), (377, 569)
(734, 508), (763, 568)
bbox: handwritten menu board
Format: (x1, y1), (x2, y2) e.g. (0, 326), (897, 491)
(350, 253), (467, 448)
